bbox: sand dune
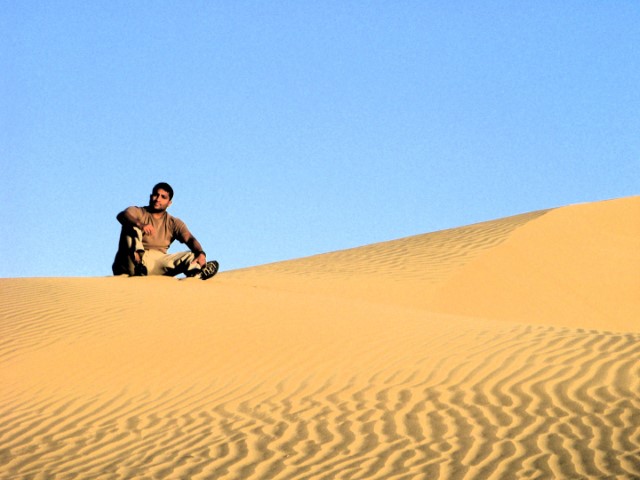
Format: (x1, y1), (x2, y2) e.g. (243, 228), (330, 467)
(1, 196), (638, 479)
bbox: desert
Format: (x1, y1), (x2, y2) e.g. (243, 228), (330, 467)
(1, 195), (638, 479)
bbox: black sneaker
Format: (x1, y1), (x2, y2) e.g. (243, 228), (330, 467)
(133, 262), (148, 276)
(200, 260), (219, 280)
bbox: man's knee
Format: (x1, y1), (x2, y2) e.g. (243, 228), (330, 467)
(121, 226), (144, 250)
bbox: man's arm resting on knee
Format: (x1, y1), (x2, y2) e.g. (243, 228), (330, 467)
(117, 208), (155, 236)
(186, 236), (207, 267)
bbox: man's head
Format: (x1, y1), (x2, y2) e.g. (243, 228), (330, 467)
(153, 182), (174, 199)
(149, 182), (174, 213)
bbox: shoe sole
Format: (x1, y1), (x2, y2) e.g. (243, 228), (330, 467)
(201, 260), (219, 280)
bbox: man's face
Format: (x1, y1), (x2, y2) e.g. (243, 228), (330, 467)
(149, 188), (172, 212)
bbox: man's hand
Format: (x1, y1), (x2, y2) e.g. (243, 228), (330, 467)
(194, 252), (207, 268)
(141, 224), (156, 236)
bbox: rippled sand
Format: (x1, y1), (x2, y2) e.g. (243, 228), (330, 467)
(1, 196), (638, 479)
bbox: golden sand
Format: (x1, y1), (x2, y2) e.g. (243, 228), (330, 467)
(1, 196), (638, 479)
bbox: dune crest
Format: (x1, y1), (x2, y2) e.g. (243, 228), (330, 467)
(1, 196), (638, 479)
(227, 195), (639, 332)
(432, 196), (640, 331)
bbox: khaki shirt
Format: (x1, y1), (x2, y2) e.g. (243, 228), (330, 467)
(123, 206), (192, 253)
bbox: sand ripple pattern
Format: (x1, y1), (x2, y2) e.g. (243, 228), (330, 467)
(0, 278), (137, 362)
(235, 210), (550, 283)
(2, 321), (638, 479)
(2, 199), (637, 479)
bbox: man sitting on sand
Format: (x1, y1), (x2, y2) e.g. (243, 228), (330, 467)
(112, 182), (219, 280)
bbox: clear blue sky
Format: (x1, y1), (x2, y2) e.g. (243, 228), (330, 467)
(2, 1), (639, 278)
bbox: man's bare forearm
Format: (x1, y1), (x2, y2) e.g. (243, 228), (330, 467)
(187, 237), (205, 255)
(117, 208), (144, 229)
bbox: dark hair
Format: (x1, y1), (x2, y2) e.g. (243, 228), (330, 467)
(153, 182), (174, 200)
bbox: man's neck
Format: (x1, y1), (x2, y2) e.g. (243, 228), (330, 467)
(146, 206), (167, 219)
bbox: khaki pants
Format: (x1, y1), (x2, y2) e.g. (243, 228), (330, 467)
(112, 226), (201, 277)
